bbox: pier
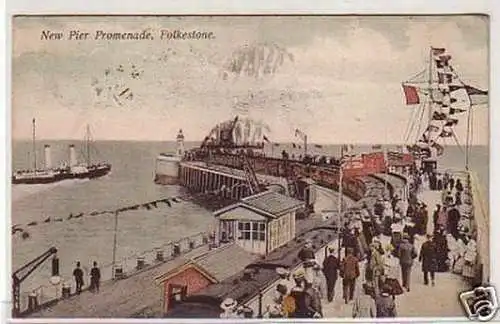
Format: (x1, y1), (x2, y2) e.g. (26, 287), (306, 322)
(23, 170), (397, 318)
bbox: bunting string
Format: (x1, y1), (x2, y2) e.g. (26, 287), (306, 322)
(12, 180), (250, 240)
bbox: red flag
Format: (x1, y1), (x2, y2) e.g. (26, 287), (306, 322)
(402, 84), (420, 105)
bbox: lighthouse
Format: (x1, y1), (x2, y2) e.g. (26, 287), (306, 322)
(154, 129), (185, 185)
(176, 129), (185, 157)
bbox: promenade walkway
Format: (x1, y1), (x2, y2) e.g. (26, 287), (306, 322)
(322, 186), (470, 319)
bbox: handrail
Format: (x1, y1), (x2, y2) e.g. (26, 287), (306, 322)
(19, 231), (209, 316)
(467, 170), (489, 284)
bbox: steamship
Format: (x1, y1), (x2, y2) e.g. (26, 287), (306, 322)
(12, 119), (111, 185)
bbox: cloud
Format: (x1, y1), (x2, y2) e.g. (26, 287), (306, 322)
(11, 15), (488, 145)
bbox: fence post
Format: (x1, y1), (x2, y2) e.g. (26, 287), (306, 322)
(257, 290), (263, 318)
(136, 257), (145, 270)
(155, 248), (164, 262)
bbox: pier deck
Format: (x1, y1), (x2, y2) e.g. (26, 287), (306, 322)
(323, 183), (471, 319)
(25, 245), (210, 318)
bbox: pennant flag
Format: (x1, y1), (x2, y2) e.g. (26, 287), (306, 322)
(426, 124), (441, 133)
(295, 128), (306, 140)
(432, 47), (446, 56)
(402, 84), (420, 105)
(436, 55), (452, 69)
(143, 203), (151, 210)
(432, 112), (447, 121)
(292, 143), (297, 149)
(44, 217), (51, 223)
(314, 144), (323, 148)
(440, 130), (453, 137)
(437, 73), (453, 84)
(172, 197), (180, 203)
(27, 221), (37, 226)
(152, 201), (158, 208)
(263, 135), (271, 143)
(163, 199), (172, 207)
(445, 119), (459, 127)
(450, 107), (467, 115)
(435, 59), (445, 69)
(431, 141), (444, 156)
(464, 85), (488, 106)
(449, 85), (462, 92)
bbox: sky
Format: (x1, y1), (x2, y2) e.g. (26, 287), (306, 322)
(11, 15), (489, 145)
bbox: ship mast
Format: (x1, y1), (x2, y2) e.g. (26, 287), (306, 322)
(85, 124), (91, 166)
(427, 47), (433, 137)
(32, 118), (37, 174)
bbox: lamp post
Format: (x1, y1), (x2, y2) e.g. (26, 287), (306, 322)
(337, 146), (344, 260)
(111, 211), (119, 279)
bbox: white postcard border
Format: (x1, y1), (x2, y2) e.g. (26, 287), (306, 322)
(2, 0), (498, 323)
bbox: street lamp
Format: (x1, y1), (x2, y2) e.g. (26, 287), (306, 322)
(111, 211), (119, 279)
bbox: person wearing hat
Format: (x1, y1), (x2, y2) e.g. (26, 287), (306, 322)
(374, 197), (385, 217)
(322, 246), (340, 303)
(292, 269), (306, 289)
(276, 267), (295, 293)
(340, 247), (360, 304)
(396, 235), (417, 292)
(352, 283), (377, 318)
(381, 245), (404, 299)
(298, 281), (323, 318)
(432, 204), (441, 230)
(447, 206), (461, 239)
(288, 274), (305, 318)
(419, 234), (438, 286)
(375, 284), (397, 317)
(220, 298), (239, 318)
(312, 263), (327, 300)
(298, 239), (317, 284)
(366, 241), (384, 294)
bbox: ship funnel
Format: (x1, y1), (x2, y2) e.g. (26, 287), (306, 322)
(69, 144), (77, 167)
(44, 145), (52, 169)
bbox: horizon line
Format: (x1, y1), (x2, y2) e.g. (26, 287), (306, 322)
(11, 138), (488, 146)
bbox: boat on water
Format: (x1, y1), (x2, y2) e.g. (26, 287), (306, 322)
(12, 119), (112, 185)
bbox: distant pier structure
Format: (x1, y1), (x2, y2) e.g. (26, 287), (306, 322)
(154, 129), (185, 185)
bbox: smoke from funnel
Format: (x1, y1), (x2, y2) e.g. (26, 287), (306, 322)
(44, 145), (52, 169)
(69, 145), (77, 167)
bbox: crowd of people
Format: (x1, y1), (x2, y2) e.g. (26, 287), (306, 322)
(217, 168), (479, 319)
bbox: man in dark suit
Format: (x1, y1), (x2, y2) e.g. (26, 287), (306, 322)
(419, 234), (438, 286)
(322, 247), (340, 302)
(396, 234), (417, 292)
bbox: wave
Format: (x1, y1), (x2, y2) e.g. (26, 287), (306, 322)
(11, 178), (91, 202)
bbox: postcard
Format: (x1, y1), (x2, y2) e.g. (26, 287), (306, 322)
(9, 15), (492, 320)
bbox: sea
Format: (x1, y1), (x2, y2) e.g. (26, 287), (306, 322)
(10, 140), (489, 302)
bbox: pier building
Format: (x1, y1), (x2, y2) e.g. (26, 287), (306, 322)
(214, 190), (304, 255)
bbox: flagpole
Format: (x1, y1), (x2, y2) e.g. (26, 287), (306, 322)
(337, 145), (344, 260)
(304, 135), (308, 157)
(384, 146), (388, 195)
